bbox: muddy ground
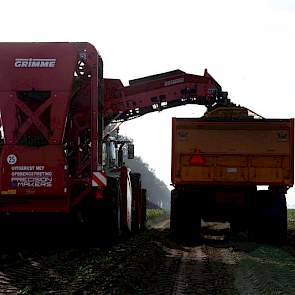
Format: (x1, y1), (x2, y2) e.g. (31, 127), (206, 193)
(1, 219), (295, 294)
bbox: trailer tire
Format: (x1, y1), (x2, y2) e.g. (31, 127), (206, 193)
(230, 206), (247, 235)
(248, 190), (287, 244)
(170, 189), (178, 235)
(270, 192), (287, 243)
(185, 193), (201, 243)
(170, 189), (201, 243)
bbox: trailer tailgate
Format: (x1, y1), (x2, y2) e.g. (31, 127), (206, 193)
(171, 118), (294, 186)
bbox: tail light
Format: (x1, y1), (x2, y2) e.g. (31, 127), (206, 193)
(189, 150), (205, 165)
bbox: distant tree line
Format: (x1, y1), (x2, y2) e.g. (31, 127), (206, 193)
(117, 134), (170, 210)
(125, 155), (170, 210)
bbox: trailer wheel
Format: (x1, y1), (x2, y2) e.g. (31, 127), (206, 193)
(248, 190), (287, 244)
(170, 189), (179, 235)
(170, 189), (201, 243)
(269, 191), (287, 243)
(230, 205), (247, 235)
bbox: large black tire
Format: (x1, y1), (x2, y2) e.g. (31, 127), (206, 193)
(170, 189), (201, 243)
(170, 189), (179, 235)
(76, 177), (122, 244)
(103, 177), (122, 239)
(130, 173), (142, 234)
(141, 189), (147, 231)
(248, 190), (287, 244)
(273, 193), (288, 243)
(230, 211), (246, 235)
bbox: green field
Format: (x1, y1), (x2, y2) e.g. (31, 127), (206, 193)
(147, 209), (295, 222)
(146, 208), (167, 219)
(148, 209), (295, 221)
(146, 208), (169, 227)
(288, 209), (295, 220)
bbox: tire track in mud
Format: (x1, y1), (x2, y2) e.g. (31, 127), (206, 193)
(1, 223), (295, 294)
(172, 247), (210, 295)
(149, 220), (295, 295)
(145, 245), (239, 295)
(234, 245), (295, 295)
(0, 249), (106, 294)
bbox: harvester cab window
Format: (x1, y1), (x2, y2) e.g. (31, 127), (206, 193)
(0, 125), (4, 146)
(104, 141), (117, 168)
(102, 143), (107, 167)
(109, 142), (117, 166)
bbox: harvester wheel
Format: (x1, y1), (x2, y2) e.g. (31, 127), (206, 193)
(130, 173), (142, 234)
(141, 188), (147, 231)
(76, 177), (122, 243)
(104, 177), (122, 239)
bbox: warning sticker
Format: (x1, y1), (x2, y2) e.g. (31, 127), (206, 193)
(10, 166), (53, 188)
(7, 154), (17, 165)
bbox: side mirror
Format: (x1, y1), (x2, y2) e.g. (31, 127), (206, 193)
(127, 144), (134, 159)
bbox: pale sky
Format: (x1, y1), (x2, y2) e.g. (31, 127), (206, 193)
(1, 0), (294, 206)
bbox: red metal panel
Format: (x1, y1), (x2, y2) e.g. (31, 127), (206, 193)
(171, 117), (176, 184)
(104, 69), (224, 122)
(0, 145), (66, 195)
(0, 197), (69, 213)
(0, 42), (103, 213)
(290, 118), (294, 187)
(0, 43), (76, 91)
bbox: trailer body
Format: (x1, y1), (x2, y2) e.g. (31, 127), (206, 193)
(171, 115), (294, 242)
(172, 118), (294, 186)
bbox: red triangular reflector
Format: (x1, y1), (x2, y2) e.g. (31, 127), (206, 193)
(190, 154), (205, 165)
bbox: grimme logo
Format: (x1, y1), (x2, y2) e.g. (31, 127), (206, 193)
(14, 58), (56, 68)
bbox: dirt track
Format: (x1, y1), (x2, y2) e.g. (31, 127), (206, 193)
(1, 220), (295, 294)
